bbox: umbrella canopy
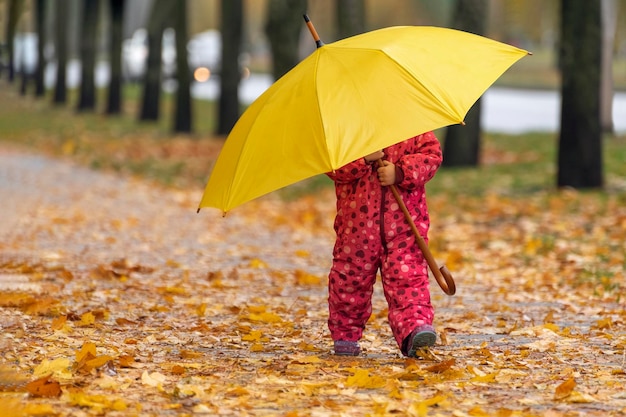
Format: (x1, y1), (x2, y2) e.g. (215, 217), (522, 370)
(199, 25), (529, 213)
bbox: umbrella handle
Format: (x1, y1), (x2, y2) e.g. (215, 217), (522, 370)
(303, 14), (324, 48)
(378, 160), (456, 296)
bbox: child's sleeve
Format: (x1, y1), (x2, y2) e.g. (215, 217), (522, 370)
(326, 158), (372, 184)
(395, 131), (443, 190)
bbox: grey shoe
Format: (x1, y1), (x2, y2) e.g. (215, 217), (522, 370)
(405, 325), (436, 357)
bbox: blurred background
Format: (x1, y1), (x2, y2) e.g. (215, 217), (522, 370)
(1, 0), (624, 190)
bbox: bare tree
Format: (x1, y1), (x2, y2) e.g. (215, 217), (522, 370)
(442, 0), (488, 167)
(600, 0), (618, 134)
(106, 0), (125, 115)
(173, 0), (192, 133)
(33, 0), (46, 97)
(4, 0), (24, 82)
(265, 0), (307, 81)
(77, 0), (99, 112)
(558, 0), (603, 188)
(53, 0), (69, 104)
(217, 0), (242, 135)
(139, 0), (175, 121)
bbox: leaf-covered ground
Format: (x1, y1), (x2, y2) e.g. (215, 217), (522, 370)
(1, 141), (624, 417)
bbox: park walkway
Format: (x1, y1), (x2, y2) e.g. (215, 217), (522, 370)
(0, 145), (624, 416)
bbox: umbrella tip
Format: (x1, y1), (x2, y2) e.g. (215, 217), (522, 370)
(303, 14), (310, 22)
(197, 207), (201, 214)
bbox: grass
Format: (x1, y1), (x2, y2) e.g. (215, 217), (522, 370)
(0, 80), (624, 198)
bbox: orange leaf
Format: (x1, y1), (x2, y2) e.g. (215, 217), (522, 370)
(180, 350), (203, 359)
(425, 358), (456, 373)
(171, 365), (185, 375)
(555, 377), (576, 400)
(77, 342), (97, 362)
(85, 356), (115, 371)
(25, 375), (62, 397)
(118, 355), (136, 368)
(51, 315), (67, 330)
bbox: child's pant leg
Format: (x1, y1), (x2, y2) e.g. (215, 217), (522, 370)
(381, 231), (434, 348)
(327, 246), (380, 342)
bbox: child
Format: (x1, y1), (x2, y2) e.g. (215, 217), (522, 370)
(326, 131), (443, 357)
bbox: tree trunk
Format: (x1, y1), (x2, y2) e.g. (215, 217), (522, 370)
(336, 0), (365, 39)
(5, 0), (24, 82)
(34, 0), (46, 97)
(77, 0), (99, 112)
(53, 0), (68, 104)
(173, 0), (192, 133)
(442, 0), (488, 167)
(217, 0), (242, 135)
(557, 0), (603, 189)
(600, 0), (617, 134)
(106, 0), (125, 115)
(139, 0), (174, 121)
(265, 0), (307, 81)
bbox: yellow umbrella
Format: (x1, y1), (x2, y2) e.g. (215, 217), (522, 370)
(198, 24), (528, 214)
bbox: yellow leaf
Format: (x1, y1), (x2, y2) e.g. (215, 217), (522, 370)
(225, 386), (250, 397)
(297, 341), (322, 352)
(470, 372), (498, 383)
(543, 322), (560, 332)
(85, 355), (114, 371)
(408, 394), (447, 416)
(76, 342), (97, 362)
(242, 330), (263, 342)
(23, 403), (57, 416)
(78, 312), (95, 326)
(294, 250), (310, 257)
(141, 371), (166, 387)
(33, 358), (72, 381)
(248, 312), (283, 323)
(595, 317), (613, 330)
(291, 355), (323, 364)
(249, 258), (268, 269)
(196, 303), (207, 316)
(294, 269), (322, 286)
(554, 377), (576, 400)
(250, 343), (264, 352)
(345, 369), (386, 389)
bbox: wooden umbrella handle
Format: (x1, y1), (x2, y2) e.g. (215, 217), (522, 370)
(303, 14), (324, 48)
(378, 160), (456, 296)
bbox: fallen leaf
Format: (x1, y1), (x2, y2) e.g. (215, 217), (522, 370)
(425, 358), (455, 373)
(25, 375), (62, 397)
(554, 376), (576, 400)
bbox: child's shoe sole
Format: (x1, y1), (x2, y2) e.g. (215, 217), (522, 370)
(407, 328), (436, 357)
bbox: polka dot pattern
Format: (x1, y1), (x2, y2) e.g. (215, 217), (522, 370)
(326, 132), (442, 348)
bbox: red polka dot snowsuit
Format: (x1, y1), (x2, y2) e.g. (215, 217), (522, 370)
(326, 131), (442, 351)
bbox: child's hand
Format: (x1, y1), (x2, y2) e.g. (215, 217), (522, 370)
(364, 150), (384, 162)
(377, 161), (396, 186)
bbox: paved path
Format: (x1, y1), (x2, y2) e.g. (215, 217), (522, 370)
(0, 146), (334, 277)
(1, 145), (624, 415)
